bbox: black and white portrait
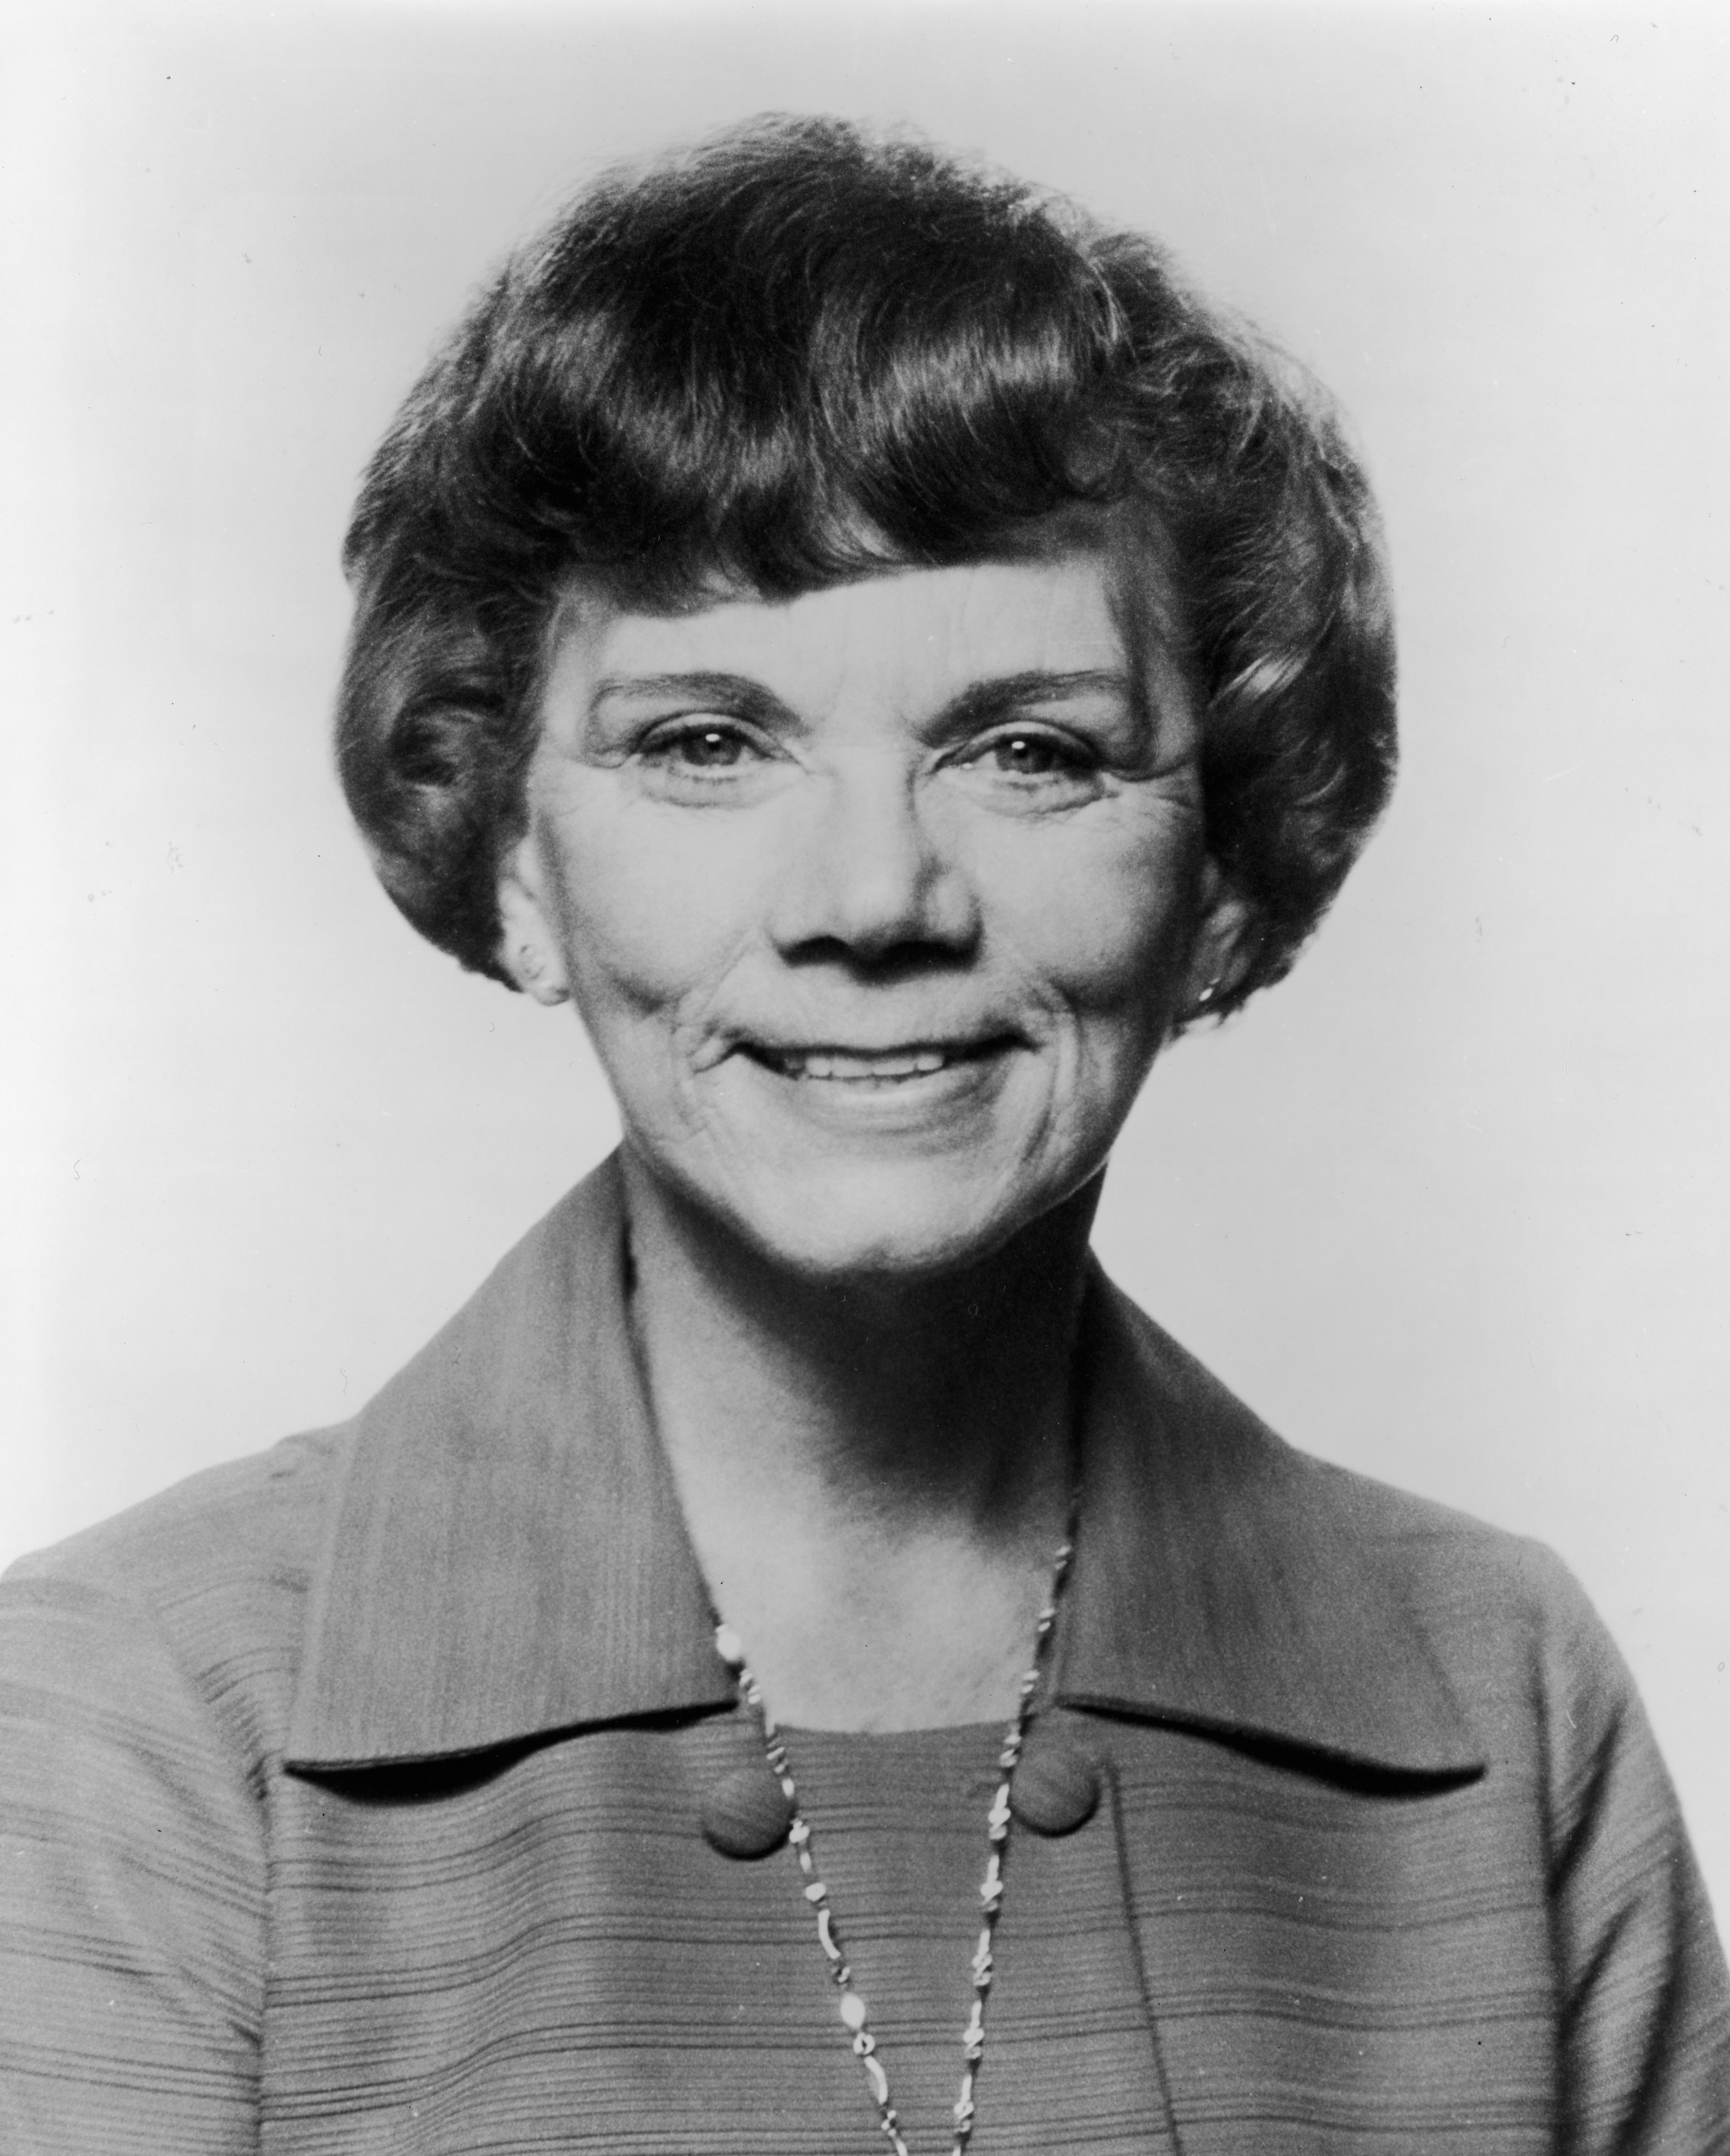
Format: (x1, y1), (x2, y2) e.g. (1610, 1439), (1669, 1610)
(4, 5), (1726, 2147)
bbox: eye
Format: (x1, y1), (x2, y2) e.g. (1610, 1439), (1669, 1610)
(651, 723), (756, 768)
(633, 715), (787, 802)
(947, 725), (1101, 805)
(989, 733), (1073, 777)
(638, 719), (777, 775)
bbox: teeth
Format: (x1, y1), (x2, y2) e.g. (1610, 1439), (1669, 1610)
(775, 1047), (958, 1081)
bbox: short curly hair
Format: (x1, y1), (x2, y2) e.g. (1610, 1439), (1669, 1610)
(337, 115), (1396, 1012)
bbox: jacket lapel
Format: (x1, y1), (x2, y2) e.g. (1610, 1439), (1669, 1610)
(1059, 1276), (1481, 1776)
(285, 1160), (733, 1768)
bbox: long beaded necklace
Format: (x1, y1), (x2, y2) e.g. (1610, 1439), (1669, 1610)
(712, 1491), (1079, 2156)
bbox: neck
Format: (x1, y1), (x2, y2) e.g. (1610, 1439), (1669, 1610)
(619, 1148), (1098, 1729)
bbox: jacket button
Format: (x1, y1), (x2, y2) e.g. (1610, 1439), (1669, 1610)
(702, 1763), (795, 1857)
(1011, 1738), (1100, 1835)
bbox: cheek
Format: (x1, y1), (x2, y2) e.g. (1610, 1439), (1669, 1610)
(982, 817), (1199, 1024)
(535, 796), (760, 1018)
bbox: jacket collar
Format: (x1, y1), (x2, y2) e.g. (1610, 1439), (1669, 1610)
(285, 1157), (1481, 1779)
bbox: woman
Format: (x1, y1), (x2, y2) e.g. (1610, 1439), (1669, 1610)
(2, 115), (1725, 2154)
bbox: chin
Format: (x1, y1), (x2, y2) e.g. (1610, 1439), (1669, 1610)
(711, 1153), (1073, 1286)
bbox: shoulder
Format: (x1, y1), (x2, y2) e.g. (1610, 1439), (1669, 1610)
(0, 1162), (633, 1782)
(1, 1426), (352, 1775)
(1111, 1296), (1730, 2127)
(1301, 1450), (1636, 1777)
(7, 1425), (347, 1597)
(1299, 1444), (1608, 1669)
(1115, 1280), (1583, 1594)
(1098, 1279), (1636, 1775)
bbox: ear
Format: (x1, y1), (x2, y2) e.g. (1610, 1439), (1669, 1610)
(1179, 858), (1255, 1022)
(495, 835), (572, 1006)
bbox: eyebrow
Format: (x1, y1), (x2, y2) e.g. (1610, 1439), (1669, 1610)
(589, 672), (791, 725)
(588, 667), (1134, 730)
(935, 669), (1133, 735)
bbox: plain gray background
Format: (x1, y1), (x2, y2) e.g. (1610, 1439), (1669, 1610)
(4, 0), (1727, 1928)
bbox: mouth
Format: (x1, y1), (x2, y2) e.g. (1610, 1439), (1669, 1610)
(739, 1039), (1012, 1085)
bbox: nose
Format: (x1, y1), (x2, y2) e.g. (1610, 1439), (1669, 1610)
(767, 754), (979, 966)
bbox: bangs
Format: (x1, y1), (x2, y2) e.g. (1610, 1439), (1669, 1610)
(404, 122), (1144, 609)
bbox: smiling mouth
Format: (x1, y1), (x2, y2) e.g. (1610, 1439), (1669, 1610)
(741, 1041), (1010, 1084)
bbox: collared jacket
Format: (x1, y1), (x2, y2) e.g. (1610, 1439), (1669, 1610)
(2, 1161), (1726, 2153)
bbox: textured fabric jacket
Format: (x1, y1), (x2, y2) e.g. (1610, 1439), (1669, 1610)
(2, 1159), (1726, 2153)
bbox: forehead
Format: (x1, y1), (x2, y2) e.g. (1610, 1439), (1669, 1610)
(567, 550), (1150, 707)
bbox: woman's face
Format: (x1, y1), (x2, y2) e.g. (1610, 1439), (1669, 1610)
(507, 543), (1227, 1280)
